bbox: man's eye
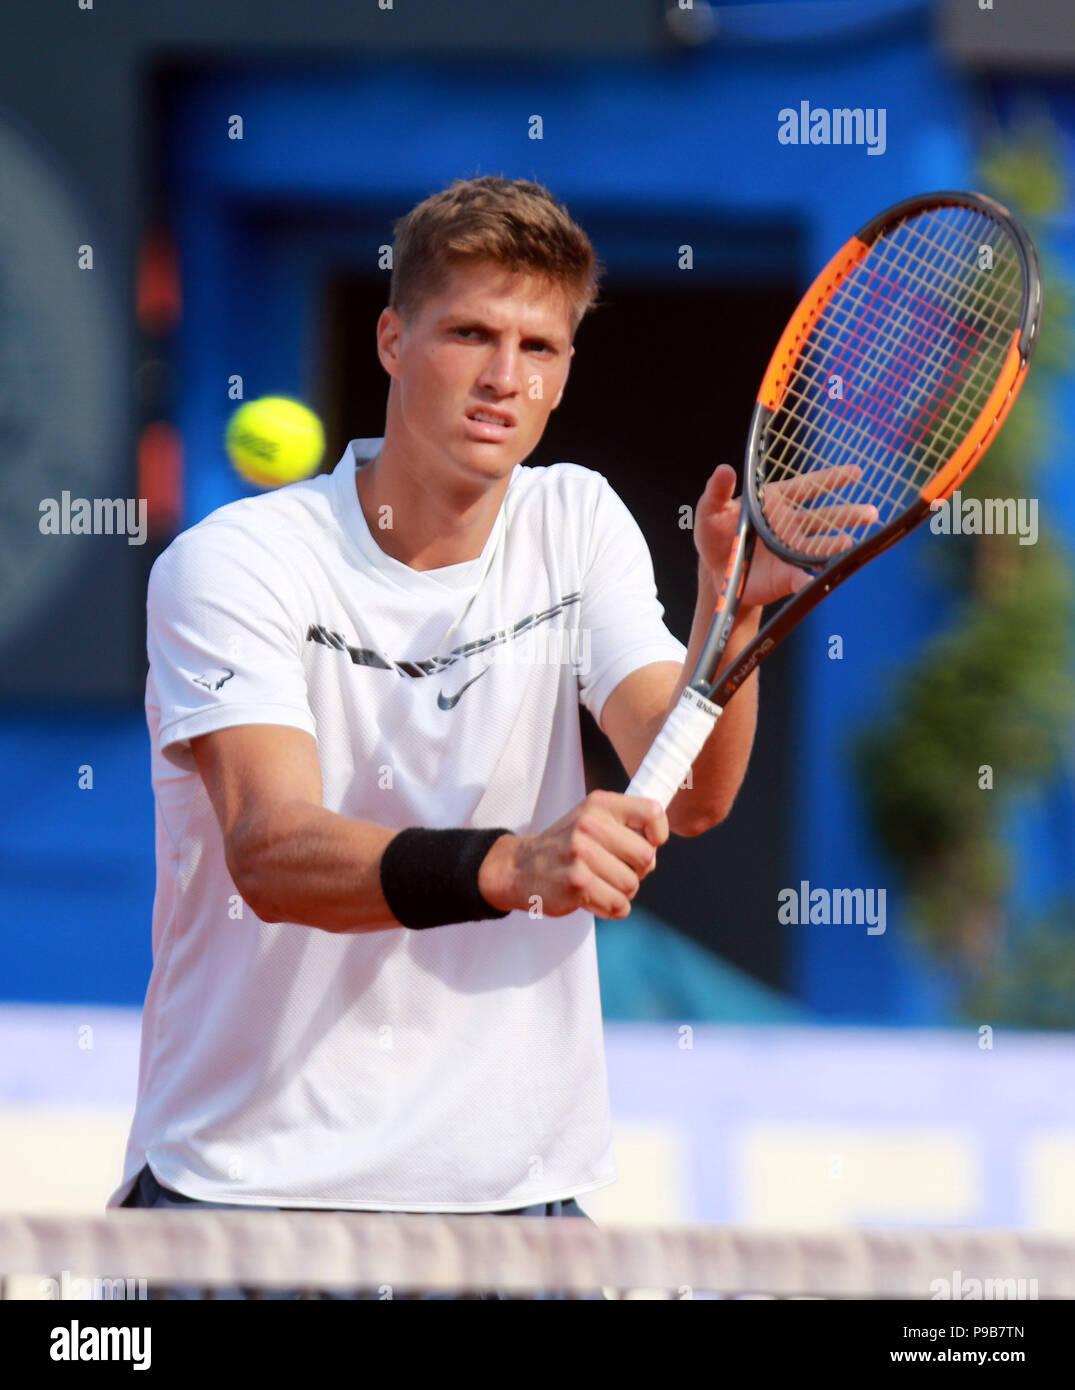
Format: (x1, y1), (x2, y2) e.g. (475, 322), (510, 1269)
(455, 327), (480, 339)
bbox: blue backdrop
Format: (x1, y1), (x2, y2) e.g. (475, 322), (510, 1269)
(4, 0), (1073, 1021)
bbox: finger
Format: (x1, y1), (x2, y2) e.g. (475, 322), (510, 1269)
(797, 532), (855, 559)
(768, 465), (863, 504)
(579, 810), (658, 875)
(570, 839), (636, 917)
(566, 858), (631, 919)
(592, 895), (632, 921)
(788, 503), (879, 532)
(617, 795), (670, 849)
(702, 463), (738, 508)
(579, 837), (645, 901)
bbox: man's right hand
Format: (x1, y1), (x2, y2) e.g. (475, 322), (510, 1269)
(477, 789), (669, 921)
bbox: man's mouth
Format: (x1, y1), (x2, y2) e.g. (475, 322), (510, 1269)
(465, 406), (517, 440)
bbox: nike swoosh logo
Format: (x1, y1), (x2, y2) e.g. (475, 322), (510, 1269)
(437, 668), (490, 710)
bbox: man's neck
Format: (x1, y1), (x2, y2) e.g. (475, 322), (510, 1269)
(354, 442), (511, 572)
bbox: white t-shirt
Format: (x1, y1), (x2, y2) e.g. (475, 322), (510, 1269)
(110, 438), (687, 1211)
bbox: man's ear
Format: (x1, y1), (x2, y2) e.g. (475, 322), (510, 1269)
(376, 307), (404, 377)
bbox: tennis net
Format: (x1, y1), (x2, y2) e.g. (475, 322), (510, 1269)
(2, 1211), (1073, 1300)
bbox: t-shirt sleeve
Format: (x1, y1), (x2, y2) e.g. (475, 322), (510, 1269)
(147, 522), (316, 770)
(576, 476), (688, 727)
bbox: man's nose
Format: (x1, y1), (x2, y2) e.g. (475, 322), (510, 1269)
(477, 345), (519, 394)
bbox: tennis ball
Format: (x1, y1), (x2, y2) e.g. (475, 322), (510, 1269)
(225, 396), (325, 489)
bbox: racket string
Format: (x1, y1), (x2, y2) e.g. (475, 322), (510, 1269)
(769, 208), (1021, 428)
(771, 209), (1020, 471)
(773, 205), (1012, 442)
(769, 206), (1021, 455)
(815, 211), (1021, 451)
(756, 204), (1025, 557)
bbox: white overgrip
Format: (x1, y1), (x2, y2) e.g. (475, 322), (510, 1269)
(625, 686), (724, 811)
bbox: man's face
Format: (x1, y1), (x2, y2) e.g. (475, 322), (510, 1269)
(377, 259), (575, 486)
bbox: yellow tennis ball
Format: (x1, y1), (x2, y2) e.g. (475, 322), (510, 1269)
(225, 396), (325, 488)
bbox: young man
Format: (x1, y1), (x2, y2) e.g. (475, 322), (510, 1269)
(109, 175), (810, 1295)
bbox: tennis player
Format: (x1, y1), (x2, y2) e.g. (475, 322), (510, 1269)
(109, 176), (807, 1298)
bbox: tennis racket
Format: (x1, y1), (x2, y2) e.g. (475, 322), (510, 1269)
(628, 190), (1042, 809)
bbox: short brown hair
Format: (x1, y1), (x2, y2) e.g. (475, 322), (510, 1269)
(388, 175), (602, 337)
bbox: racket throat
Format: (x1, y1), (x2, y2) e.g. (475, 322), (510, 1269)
(685, 683), (722, 715)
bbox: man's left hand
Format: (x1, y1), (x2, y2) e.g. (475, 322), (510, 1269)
(692, 463), (877, 609)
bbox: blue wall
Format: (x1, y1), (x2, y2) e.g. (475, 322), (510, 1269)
(0, 711), (155, 1004)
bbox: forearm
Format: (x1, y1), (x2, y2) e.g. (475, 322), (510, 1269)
(666, 563), (761, 834)
(230, 801), (398, 932)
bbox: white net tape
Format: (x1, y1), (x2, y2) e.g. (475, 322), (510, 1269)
(2, 1213), (1074, 1298)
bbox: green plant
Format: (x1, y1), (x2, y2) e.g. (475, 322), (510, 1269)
(852, 130), (1075, 1023)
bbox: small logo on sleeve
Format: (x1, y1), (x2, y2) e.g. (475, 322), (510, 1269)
(192, 667), (235, 692)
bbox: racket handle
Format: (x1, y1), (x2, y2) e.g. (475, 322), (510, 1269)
(625, 687), (724, 811)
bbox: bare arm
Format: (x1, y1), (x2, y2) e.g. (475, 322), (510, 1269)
(601, 461), (830, 838)
(192, 724), (398, 932)
(192, 725), (670, 932)
(599, 564), (761, 838)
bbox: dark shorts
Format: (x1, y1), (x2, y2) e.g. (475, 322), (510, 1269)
(121, 1163), (602, 1300)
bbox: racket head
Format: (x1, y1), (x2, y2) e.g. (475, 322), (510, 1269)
(743, 191), (1042, 570)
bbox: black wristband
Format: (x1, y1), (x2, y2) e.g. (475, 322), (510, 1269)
(379, 827), (513, 929)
